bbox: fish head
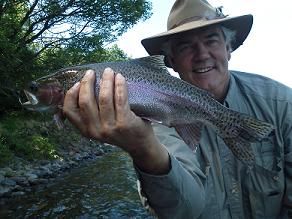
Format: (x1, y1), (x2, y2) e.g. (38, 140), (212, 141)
(20, 78), (64, 113)
(20, 68), (86, 113)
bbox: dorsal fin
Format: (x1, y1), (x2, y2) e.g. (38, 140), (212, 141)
(134, 55), (168, 71)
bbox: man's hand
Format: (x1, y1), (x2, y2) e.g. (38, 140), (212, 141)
(63, 68), (170, 174)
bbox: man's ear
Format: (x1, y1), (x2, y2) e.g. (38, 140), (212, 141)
(166, 56), (178, 72)
(226, 43), (231, 61)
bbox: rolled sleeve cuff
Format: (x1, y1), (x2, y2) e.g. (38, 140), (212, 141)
(135, 154), (205, 218)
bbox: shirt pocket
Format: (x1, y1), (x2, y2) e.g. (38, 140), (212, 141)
(244, 165), (284, 218)
(248, 187), (283, 218)
(254, 134), (281, 171)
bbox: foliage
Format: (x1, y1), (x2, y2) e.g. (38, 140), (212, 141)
(0, 0), (152, 112)
(0, 110), (105, 166)
(30, 135), (58, 159)
(0, 111), (60, 165)
(38, 44), (129, 72)
(0, 0), (152, 167)
(0, 137), (13, 166)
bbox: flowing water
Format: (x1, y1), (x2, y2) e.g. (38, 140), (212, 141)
(0, 150), (155, 218)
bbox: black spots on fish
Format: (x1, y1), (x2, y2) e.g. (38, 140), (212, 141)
(225, 127), (241, 137)
(57, 69), (90, 91)
(152, 73), (168, 84)
(218, 113), (247, 138)
(57, 70), (83, 87)
(222, 137), (255, 163)
(218, 110), (273, 163)
(236, 112), (274, 139)
(133, 55), (168, 72)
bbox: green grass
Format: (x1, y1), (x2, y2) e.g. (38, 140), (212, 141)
(0, 137), (13, 165)
(0, 111), (60, 166)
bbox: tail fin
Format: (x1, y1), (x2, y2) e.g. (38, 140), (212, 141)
(222, 137), (256, 165)
(221, 113), (274, 165)
(174, 111), (274, 165)
(237, 114), (274, 141)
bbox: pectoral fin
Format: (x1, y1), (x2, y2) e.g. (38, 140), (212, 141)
(174, 122), (204, 151)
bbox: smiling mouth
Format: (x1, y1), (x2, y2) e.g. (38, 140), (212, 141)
(192, 66), (214, 74)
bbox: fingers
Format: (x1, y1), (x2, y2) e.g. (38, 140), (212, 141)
(63, 69), (100, 138)
(63, 67), (134, 144)
(115, 73), (131, 124)
(78, 69), (100, 137)
(63, 81), (82, 125)
(99, 68), (115, 130)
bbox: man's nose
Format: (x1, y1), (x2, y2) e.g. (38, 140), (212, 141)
(193, 43), (210, 61)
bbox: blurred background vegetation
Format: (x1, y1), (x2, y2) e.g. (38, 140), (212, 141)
(0, 0), (152, 165)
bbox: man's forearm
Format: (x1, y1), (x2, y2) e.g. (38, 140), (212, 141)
(135, 154), (206, 218)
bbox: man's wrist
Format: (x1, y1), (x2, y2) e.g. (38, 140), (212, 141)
(131, 141), (171, 175)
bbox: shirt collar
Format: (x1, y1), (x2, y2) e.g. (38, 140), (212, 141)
(223, 71), (243, 110)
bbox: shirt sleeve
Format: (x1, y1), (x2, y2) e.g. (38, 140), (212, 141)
(134, 124), (209, 219)
(283, 99), (292, 215)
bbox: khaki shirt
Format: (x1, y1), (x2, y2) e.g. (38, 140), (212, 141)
(135, 71), (292, 219)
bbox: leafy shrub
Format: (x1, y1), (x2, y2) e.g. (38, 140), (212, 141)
(30, 135), (58, 159)
(0, 111), (59, 162)
(0, 135), (13, 166)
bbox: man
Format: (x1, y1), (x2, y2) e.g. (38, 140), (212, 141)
(63, 0), (292, 218)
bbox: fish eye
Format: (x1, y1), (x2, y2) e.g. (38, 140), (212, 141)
(29, 82), (38, 92)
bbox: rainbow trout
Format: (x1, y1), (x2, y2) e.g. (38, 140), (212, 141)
(20, 55), (274, 164)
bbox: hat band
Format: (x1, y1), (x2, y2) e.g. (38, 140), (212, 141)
(170, 6), (227, 30)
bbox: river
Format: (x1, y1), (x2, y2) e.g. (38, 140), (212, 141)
(0, 150), (155, 218)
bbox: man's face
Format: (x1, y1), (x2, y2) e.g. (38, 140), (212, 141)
(169, 26), (231, 93)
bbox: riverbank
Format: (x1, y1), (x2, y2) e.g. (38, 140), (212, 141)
(0, 150), (155, 219)
(0, 111), (116, 199)
(0, 139), (116, 200)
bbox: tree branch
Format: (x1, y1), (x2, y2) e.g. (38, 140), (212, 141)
(19, 0), (39, 28)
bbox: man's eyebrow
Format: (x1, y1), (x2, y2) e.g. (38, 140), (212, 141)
(172, 31), (221, 46)
(175, 40), (191, 45)
(205, 32), (220, 38)
(172, 39), (192, 48)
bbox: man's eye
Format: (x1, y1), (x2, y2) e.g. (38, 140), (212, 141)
(177, 44), (192, 53)
(206, 39), (219, 46)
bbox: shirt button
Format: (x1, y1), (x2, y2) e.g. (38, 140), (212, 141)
(273, 176), (279, 181)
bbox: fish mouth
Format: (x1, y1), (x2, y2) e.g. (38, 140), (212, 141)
(19, 90), (39, 106)
(19, 89), (58, 112)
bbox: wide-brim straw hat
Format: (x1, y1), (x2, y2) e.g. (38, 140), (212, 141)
(141, 0), (253, 66)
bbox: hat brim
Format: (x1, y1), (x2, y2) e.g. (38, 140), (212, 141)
(141, 14), (253, 65)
